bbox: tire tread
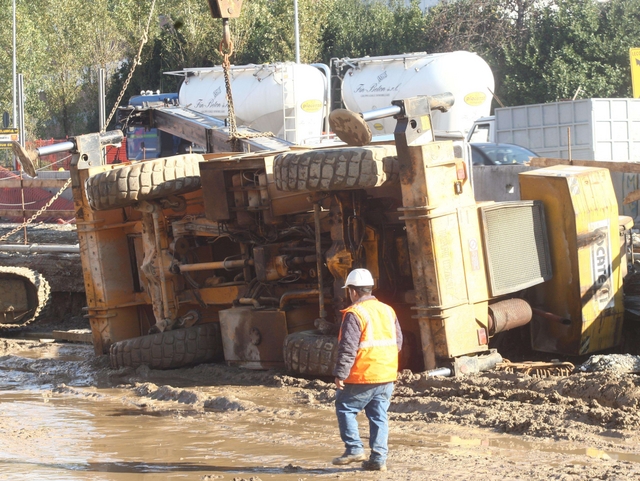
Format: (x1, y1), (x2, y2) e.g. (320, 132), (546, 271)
(109, 322), (224, 370)
(274, 146), (398, 192)
(283, 330), (338, 376)
(85, 154), (203, 211)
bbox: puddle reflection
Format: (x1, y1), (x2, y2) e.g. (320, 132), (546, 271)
(0, 392), (354, 480)
(0, 365), (639, 480)
(435, 434), (640, 463)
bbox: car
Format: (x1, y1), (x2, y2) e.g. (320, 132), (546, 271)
(470, 142), (539, 166)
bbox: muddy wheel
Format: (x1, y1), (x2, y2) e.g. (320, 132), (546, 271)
(109, 322), (224, 370)
(273, 146), (398, 192)
(0, 266), (50, 330)
(85, 154), (203, 211)
(283, 330), (339, 376)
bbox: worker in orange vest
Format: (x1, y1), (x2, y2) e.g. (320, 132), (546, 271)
(332, 268), (403, 472)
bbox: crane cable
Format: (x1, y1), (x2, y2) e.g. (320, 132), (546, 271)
(219, 20), (273, 147)
(102, 0), (158, 133)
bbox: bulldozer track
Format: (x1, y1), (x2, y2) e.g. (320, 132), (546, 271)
(496, 360), (575, 377)
(0, 266), (51, 331)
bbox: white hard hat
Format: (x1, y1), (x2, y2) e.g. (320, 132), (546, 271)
(342, 268), (374, 288)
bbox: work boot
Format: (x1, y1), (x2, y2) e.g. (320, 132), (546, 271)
(362, 459), (387, 471)
(332, 451), (366, 465)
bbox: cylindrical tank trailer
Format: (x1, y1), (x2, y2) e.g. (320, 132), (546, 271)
(178, 63), (327, 145)
(339, 51), (495, 137)
(175, 51), (494, 144)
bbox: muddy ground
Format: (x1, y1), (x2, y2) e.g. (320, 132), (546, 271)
(2, 336), (640, 480)
(2, 223), (640, 478)
(0, 222), (78, 245)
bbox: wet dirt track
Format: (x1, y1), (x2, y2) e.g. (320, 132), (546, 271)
(2, 339), (640, 481)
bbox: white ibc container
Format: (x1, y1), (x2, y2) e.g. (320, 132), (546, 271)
(340, 51), (495, 136)
(495, 98), (640, 218)
(179, 63), (326, 144)
(495, 99), (640, 162)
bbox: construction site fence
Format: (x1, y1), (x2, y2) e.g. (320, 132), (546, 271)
(0, 138), (127, 225)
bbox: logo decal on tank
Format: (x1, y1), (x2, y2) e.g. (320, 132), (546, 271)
(301, 100), (323, 113)
(464, 92), (487, 106)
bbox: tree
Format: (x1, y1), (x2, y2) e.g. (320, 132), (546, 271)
(321, 0), (426, 63)
(421, 0), (534, 108)
(0, 0), (53, 139)
(233, 0), (335, 64)
(501, 0), (640, 105)
(597, 0), (640, 98)
(3, 0), (640, 143)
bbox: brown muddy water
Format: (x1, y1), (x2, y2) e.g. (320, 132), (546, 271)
(2, 341), (640, 481)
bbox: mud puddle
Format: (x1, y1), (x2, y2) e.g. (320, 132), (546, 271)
(10, 343), (89, 361)
(0, 390), (331, 481)
(3, 341), (640, 480)
(1, 384), (639, 481)
(401, 429), (640, 463)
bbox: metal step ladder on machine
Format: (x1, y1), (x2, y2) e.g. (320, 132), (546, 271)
(282, 66), (297, 144)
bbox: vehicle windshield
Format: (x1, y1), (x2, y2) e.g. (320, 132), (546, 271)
(471, 143), (538, 165)
(127, 126), (160, 161)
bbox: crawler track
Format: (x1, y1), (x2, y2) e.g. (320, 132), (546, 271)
(0, 266), (51, 331)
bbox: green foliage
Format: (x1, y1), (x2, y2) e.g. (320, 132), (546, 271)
(501, 0), (640, 105)
(234, 0), (334, 64)
(1, 0), (640, 141)
(321, 0), (426, 62)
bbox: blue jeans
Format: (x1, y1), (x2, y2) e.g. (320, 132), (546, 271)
(335, 382), (394, 464)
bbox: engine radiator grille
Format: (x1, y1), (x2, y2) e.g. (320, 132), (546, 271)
(480, 201), (552, 297)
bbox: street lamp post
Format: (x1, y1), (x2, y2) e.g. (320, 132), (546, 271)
(13, 0), (18, 169)
(13, 0), (17, 130)
(293, 0), (300, 63)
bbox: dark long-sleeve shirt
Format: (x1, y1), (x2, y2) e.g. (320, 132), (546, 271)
(333, 295), (403, 380)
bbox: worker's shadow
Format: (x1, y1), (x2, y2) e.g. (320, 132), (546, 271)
(1, 459), (363, 477)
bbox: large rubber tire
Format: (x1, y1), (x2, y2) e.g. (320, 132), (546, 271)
(109, 322), (224, 370)
(273, 146), (399, 192)
(85, 154), (203, 211)
(0, 266), (51, 331)
(283, 330), (339, 376)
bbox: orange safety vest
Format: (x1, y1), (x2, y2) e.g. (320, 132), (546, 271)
(339, 298), (399, 384)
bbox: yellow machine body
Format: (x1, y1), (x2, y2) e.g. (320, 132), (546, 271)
(519, 165), (624, 355)
(396, 141), (491, 367)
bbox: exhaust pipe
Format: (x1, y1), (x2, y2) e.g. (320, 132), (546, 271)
(488, 298), (532, 335)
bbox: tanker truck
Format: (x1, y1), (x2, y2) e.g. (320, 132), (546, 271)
(121, 51), (495, 160)
(174, 62), (328, 144)
(333, 51), (494, 138)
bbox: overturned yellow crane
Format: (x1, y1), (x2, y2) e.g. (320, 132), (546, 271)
(8, 0), (628, 376)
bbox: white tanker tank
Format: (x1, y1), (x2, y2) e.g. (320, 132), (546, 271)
(337, 51), (495, 137)
(175, 63), (327, 144)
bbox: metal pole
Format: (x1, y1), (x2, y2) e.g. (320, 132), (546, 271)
(311, 63), (331, 134)
(17, 74), (25, 148)
(177, 258), (254, 272)
(293, 0), (300, 64)
(0, 244), (80, 253)
(12, 0), (17, 169)
(98, 68), (106, 132)
(37, 141), (75, 157)
(361, 105), (402, 122)
(20, 170), (26, 244)
(313, 202), (326, 319)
